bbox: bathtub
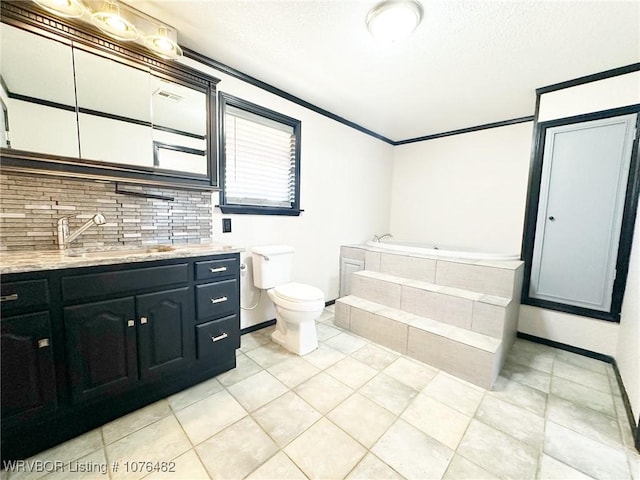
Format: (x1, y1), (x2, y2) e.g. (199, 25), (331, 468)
(365, 239), (521, 261)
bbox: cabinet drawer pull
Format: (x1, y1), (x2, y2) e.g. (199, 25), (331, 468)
(140, 317), (148, 324)
(38, 338), (50, 348)
(211, 332), (228, 342)
(127, 320), (135, 327)
(210, 296), (228, 304)
(209, 267), (227, 273)
(0, 293), (19, 302)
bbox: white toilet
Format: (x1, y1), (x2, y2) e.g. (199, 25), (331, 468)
(252, 246), (325, 355)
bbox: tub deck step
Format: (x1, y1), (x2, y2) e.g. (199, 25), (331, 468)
(350, 270), (515, 340)
(335, 295), (505, 389)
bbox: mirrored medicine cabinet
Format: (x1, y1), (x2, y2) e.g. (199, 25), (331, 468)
(0, 1), (220, 189)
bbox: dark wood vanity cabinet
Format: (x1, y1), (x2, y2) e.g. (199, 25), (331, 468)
(0, 253), (240, 461)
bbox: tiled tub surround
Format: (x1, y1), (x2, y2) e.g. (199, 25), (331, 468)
(336, 246), (524, 389)
(4, 311), (638, 480)
(0, 172), (213, 251)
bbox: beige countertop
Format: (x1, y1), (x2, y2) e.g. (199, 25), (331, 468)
(0, 244), (244, 275)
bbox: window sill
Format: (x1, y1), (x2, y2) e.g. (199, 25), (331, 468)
(218, 205), (304, 216)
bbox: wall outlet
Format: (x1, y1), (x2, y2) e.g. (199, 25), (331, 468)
(222, 218), (232, 233)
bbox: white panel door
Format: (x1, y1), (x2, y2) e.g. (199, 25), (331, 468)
(530, 113), (637, 311)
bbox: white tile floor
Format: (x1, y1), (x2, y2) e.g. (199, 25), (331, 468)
(4, 307), (640, 480)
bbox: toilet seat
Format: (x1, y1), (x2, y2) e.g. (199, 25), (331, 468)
(270, 283), (325, 312)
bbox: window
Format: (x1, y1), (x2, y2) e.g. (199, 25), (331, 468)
(219, 93), (302, 215)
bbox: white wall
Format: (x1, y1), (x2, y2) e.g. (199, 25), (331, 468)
(180, 57), (394, 329)
(389, 122), (533, 254)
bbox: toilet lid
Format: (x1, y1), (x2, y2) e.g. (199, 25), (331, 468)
(273, 282), (324, 302)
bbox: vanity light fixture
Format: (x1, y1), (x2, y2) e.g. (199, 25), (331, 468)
(91, 1), (139, 41)
(366, 0), (424, 42)
(30, 0), (183, 59)
(32, 0), (85, 18)
(145, 26), (183, 60)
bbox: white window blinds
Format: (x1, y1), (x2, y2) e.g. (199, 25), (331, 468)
(224, 105), (296, 208)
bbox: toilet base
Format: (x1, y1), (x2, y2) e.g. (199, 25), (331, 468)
(271, 319), (318, 356)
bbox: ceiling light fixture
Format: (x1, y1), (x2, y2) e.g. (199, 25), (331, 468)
(366, 0), (424, 42)
(30, 0), (183, 60)
(32, 0), (85, 18)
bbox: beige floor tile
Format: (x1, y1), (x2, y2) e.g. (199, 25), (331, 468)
(501, 361), (551, 393)
(294, 372), (353, 413)
(422, 371), (484, 417)
(325, 356), (378, 389)
(552, 360), (611, 394)
(316, 322), (341, 341)
(507, 348), (555, 374)
(442, 454), (499, 480)
(350, 343), (399, 370)
(359, 373), (418, 415)
(383, 356), (438, 391)
(475, 396), (545, 449)
(143, 450), (209, 480)
(106, 416), (191, 480)
(227, 370), (289, 412)
(371, 419), (453, 480)
(302, 344), (346, 369)
(216, 352), (263, 387)
(537, 453), (596, 480)
(551, 376), (616, 417)
(43, 448), (107, 480)
(328, 393), (396, 448)
(174, 389), (247, 445)
(401, 394), (471, 450)
(266, 356), (321, 389)
(167, 377), (223, 412)
(346, 453), (404, 480)
(284, 418), (366, 480)
(245, 342), (297, 369)
(457, 419), (538, 480)
(554, 349), (608, 375)
(103, 400), (172, 445)
(486, 375), (547, 417)
(252, 391), (322, 447)
(324, 332), (367, 355)
(196, 417), (278, 480)
(245, 452), (307, 480)
(544, 421), (630, 480)
(10, 429), (104, 480)
(547, 395), (622, 448)
(240, 331), (271, 352)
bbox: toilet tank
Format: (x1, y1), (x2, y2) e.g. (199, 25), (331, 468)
(252, 245), (294, 289)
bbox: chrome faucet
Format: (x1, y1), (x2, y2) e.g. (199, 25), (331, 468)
(57, 213), (107, 250)
(372, 233), (393, 242)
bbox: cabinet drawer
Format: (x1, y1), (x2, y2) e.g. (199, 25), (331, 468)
(63, 264), (188, 302)
(195, 279), (238, 321)
(196, 314), (239, 360)
(1, 280), (49, 314)
(195, 258), (238, 281)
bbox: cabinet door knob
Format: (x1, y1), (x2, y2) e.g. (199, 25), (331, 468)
(210, 296), (228, 304)
(209, 267), (227, 273)
(0, 293), (19, 302)
(211, 332), (228, 342)
(38, 338), (50, 348)
(127, 320), (135, 327)
(140, 317), (148, 324)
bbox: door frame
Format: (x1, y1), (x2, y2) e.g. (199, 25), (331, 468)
(521, 104), (640, 322)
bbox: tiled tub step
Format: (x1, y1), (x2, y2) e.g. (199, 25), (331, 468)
(335, 295), (505, 390)
(351, 270), (516, 339)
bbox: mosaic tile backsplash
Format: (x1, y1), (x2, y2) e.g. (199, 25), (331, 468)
(0, 172), (213, 251)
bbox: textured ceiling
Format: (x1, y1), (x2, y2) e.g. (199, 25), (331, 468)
(133, 0), (640, 142)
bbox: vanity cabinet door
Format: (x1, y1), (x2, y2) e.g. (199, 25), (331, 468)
(64, 297), (137, 404)
(137, 287), (193, 381)
(1, 312), (56, 424)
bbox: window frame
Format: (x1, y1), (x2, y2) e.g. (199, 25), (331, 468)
(218, 92), (302, 216)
